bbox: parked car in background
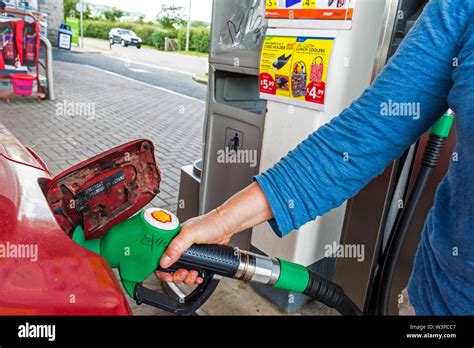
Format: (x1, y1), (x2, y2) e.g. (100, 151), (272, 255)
(108, 28), (142, 49)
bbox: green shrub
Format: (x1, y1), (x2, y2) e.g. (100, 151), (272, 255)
(133, 26), (156, 46)
(178, 27), (210, 53)
(151, 29), (177, 50)
(83, 20), (137, 40)
(83, 20), (209, 53)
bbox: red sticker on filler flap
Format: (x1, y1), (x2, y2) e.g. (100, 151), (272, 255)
(305, 81), (326, 105)
(151, 210), (172, 224)
(259, 73), (277, 95)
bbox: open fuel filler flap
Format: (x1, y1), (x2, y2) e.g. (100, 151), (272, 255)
(43, 139), (161, 240)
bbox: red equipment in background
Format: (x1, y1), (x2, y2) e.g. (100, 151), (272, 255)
(0, 9), (44, 102)
(22, 20), (40, 67)
(0, 20), (16, 67)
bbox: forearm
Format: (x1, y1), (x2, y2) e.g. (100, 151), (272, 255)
(216, 182), (274, 236)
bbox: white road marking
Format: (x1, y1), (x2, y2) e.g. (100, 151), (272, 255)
(105, 55), (199, 77)
(84, 64), (205, 103)
(127, 68), (150, 73)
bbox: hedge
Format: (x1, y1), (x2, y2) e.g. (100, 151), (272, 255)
(150, 29), (178, 50)
(178, 27), (210, 53)
(83, 20), (209, 52)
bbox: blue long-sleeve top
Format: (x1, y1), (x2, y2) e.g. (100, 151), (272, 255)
(255, 0), (474, 315)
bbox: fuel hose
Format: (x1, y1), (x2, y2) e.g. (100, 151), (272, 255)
(374, 110), (455, 315)
(175, 244), (363, 316)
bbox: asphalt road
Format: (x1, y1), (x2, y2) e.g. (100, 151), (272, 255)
(52, 48), (208, 101)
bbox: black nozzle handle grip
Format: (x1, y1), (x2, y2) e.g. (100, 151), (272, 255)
(173, 244), (241, 278)
(135, 270), (220, 316)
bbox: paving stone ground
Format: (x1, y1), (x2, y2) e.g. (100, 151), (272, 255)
(0, 60), (205, 214)
(0, 60), (207, 316)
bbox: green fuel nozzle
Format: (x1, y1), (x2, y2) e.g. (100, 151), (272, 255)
(73, 207), (361, 315)
(430, 109), (455, 139)
(73, 208), (181, 297)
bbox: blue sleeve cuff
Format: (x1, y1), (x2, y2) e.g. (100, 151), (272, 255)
(254, 175), (292, 238)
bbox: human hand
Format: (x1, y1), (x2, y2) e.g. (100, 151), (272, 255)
(155, 208), (234, 285)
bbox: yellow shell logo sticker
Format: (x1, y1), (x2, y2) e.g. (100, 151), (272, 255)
(151, 210), (172, 224)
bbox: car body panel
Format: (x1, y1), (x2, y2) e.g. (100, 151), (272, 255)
(0, 123), (136, 315)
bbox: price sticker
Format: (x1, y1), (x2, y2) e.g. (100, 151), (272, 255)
(259, 73), (277, 95)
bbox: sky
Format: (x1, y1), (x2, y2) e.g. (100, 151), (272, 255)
(88, 0), (213, 23)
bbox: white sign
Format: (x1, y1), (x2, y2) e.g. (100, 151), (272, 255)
(16, 0), (38, 11)
(2, 0), (16, 8)
(75, 2), (86, 12)
(59, 33), (71, 50)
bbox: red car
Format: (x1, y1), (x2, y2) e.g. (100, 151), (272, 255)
(0, 123), (161, 315)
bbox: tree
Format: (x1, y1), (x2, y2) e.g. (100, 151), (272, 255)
(191, 20), (210, 28)
(83, 5), (92, 20)
(64, 0), (92, 20)
(156, 5), (186, 29)
(103, 7), (123, 22)
(64, 0), (79, 18)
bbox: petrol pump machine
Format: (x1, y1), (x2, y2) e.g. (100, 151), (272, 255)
(197, 0), (268, 250)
